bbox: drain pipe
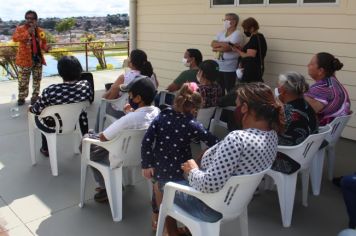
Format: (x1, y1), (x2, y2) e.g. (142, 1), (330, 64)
(129, 0), (137, 51)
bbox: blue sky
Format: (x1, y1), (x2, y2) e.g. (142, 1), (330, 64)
(0, 0), (129, 21)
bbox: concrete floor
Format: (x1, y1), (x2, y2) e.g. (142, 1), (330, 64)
(0, 70), (355, 236)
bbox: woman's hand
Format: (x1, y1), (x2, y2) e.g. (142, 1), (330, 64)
(181, 159), (199, 174)
(142, 168), (155, 179)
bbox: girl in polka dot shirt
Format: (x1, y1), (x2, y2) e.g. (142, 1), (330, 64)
(141, 83), (219, 230)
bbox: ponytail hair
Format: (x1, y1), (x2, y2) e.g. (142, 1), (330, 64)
(129, 49), (154, 77)
(236, 83), (285, 134)
(316, 52), (343, 78)
(174, 83), (202, 115)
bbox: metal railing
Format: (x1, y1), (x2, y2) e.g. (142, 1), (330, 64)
(0, 40), (129, 72)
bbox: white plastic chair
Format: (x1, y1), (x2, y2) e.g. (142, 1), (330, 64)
(197, 107), (216, 129)
(79, 129), (147, 222)
(97, 93), (129, 132)
(209, 106), (235, 138)
(158, 91), (175, 106)
(265, 125), (331, 227)
(28, 101), (90, 176)
(310, 112), (353, 195)
(156, 169), (269, 236)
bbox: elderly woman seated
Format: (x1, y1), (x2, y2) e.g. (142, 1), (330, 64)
(271, 72), (318, 174)
(164, 83), (284, 235)
(29, 56), (94, 156)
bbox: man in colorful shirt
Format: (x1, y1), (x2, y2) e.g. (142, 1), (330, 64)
(13, 10), (51, 105)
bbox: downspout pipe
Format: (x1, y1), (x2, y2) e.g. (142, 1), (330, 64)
(129, 0), (137, 51)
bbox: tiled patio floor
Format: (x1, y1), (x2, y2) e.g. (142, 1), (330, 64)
(0, 70), (355, 236)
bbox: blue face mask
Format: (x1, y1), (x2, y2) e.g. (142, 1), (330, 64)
(129, 97), (139, 110)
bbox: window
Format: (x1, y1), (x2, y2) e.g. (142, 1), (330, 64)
(239, 0), (264, 4)
(212, 0), (234, 5)
(211, 0), (336, 6)
(269, 0), (297, 4)
(303, 0), (336, 3)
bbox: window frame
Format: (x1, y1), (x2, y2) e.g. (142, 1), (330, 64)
(210, 0), (339, 7)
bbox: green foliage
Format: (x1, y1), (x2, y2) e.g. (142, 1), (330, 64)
(55, 18), (76, 42)
(0, 41), (19, 80)
(96, 63), (114, 70)
(49, 48), (72, 61)
(45, 31), (56, 44)
(55, 18), (76, 33)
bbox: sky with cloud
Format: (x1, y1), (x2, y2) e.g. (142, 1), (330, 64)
(0, 0), (129, 21)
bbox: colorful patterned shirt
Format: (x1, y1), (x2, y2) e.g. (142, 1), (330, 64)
(305, 76), (351, 125)
(198, 83), (223, 108)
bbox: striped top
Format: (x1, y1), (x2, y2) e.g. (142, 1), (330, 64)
(305, 76), (351, 125)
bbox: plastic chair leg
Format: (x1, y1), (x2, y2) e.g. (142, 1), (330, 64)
(239, 207), (249, 236)
(300, 169), (310, 207)
(103, 167), (123, 222)
(73, 132), (81, 155)
(28, 115), (37, 165)
(79, 159), (88, 208)
(274, 172), (298, 228)
(310, 148), (326, 196)
(327, 145), (336, 181)
(156, 206), (167, 236)
(45, 133), (58, 176)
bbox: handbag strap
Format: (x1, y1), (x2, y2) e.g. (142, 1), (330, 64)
(256, 34), (263, 74)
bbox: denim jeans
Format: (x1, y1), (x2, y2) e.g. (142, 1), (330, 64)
(166, 180), (223, 223)
(341, 174), (356, 229)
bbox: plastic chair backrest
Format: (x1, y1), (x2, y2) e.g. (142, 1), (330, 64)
(200, 168), (269, 221)
(105, 129), (147, 169)
(158, 91), (176, 106)
(37, 101), (90, 134)
(324, 112), (352, 145)
(196, 107), (216, 129)
(277, 125), (331, 170)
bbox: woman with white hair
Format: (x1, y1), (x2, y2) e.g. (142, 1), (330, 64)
(272, 71), (318, 174)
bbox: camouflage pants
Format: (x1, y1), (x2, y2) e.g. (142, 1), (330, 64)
(18, 63), (43, 100)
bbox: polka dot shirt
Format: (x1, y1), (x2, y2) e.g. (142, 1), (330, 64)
(141, 108), (219, 181)
(188, 128), (278, 193)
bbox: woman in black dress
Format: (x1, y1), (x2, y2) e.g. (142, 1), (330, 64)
(233, 17), (267, 83)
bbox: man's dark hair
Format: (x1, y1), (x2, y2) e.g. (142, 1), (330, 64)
(57, 56), (83, 81)
(187, 49), (203, 66)
(129, 77), (156, 105)
(25, 10), (38, 20)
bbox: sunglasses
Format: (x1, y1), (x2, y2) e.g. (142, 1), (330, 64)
(26, 17), (36, 20)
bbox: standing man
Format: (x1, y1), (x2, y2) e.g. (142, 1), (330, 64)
(13, 10), (50, 105)
(211, 13), (243, 95)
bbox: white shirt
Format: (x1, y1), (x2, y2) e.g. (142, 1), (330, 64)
(215, 29), (243, 72)
(103, 106), (160, 140)
(124, 70), (141, 85)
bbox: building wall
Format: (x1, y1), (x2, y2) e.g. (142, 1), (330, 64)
(136, 0), (356, 140)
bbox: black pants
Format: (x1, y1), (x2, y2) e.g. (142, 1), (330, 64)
(217, 71), (236, 95)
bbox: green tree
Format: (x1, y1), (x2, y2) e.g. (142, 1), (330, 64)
(45, 31), (56, 44)
(55, 18), (76, 42)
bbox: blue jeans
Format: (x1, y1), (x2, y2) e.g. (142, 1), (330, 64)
(341, 174), (356, 229)
(167, 180), (223, 223)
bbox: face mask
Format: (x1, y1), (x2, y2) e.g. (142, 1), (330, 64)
(274, 88), (280, 98)
(129, 97), (139, 110)
(223, 20), (231, 30)
(182, 58), (190, 67)
(244, 31), (252, 37)
(236, 68), (244, 80)
(234, 104), (244, 130)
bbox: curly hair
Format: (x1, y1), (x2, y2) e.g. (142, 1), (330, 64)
(174, 83), (202, 115)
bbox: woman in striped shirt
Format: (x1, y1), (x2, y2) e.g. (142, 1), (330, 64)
(304, 52), (351, 126)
